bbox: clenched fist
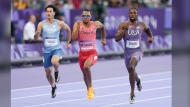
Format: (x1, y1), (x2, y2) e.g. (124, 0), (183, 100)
(147, 37), (153, 44)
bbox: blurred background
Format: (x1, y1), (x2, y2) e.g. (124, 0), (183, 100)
(10, 0), (172, 67)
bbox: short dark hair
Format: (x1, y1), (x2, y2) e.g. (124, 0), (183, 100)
(83, 9), (91, 12)
(45, 5), (57, 12)
(129, 7), (138, 13)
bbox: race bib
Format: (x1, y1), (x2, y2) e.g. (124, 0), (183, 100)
(80, 40), (93, 50)
(45, 39), (58, 46)
(126, 40), (139, 48)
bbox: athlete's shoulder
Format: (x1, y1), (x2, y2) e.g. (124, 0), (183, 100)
(120, 21), (129, 24)
(94, 21), (100, 24)
(57, 19), (63, 24)
(41, 19), (46, 23)
(139, 21), (149, 28)
(37, 21), (43, 26)
(58, 20), (68, 26)
(139, 21), (146, 25)
(38, 20), (45, 25)
(73, 21), (80, 27)
(119, 21), (128, 27)
(91, 21), (97, 24)
(94, 20), (99, 23)
(74, 20), (82, 24)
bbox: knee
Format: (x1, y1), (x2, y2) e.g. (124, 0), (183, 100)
(51, 60), (58, 65)
(46, 71), (51, 76)
(128, 65), (135, 72)
(83, 65), (90, 71)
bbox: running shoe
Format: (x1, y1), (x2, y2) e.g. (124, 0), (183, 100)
(51, 85), (57, 98)
(130, 95), (135, 104)
(87, 87), (95, 100)
(136, 76), (142, 91)
(55, 71), (60, 83)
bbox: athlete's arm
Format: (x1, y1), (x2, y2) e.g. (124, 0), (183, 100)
(95, 21), (106, 46)
(59, 21), (72, 44)
(34, 22), (43, 40)
(115, 22), (128, 42)
(141, 22), (154, 44)
(71, 21), (80, 41)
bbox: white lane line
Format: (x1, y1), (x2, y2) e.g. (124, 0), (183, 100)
(99, 96), (171, 107)
(12, 78), (171, 100)
(24, 86), (171, 107)
(12, 71), (171, 92)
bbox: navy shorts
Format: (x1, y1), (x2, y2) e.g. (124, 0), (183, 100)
(43, 49), (62, 68)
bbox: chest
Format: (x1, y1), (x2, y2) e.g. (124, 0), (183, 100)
(128, 25), (142, 35)
(43, 24), (59, 35)
(124, 25), (142, 40)
(79, 26), (95, 39)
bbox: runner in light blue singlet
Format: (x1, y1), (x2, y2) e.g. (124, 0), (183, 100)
(34, 5), (72, 98)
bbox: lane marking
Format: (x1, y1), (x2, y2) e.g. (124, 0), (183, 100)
(12, 71), (171, 92)
(24, 86), (171, 107)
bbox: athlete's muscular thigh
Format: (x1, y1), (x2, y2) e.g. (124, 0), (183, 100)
(83, 58), (93, 70)
(129, 57), (138, 68)
(51, 55), (60, 65)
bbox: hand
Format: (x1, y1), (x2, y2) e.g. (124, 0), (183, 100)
(147, 37), (153, 44)
(66, 43), (71, 49)
(77, 21), (80, 29)
(36, 28), (42, 35)
(123, 27), (127, 30)
(123, 22), (129, 30)
(34, 28), (42, 40)
(101, 39), (106, 46)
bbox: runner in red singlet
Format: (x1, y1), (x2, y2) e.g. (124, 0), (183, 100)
(71, 9), (106, 100)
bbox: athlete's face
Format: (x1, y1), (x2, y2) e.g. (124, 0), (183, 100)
(81, 11), (91, 24)
(46, 8), (55, 19)
(129, 9), (138, 22)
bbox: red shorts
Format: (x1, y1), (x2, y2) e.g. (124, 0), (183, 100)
(78, 50), (98, 71)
